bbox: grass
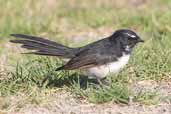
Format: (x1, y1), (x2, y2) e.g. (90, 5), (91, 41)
(0, 0), (171, 111)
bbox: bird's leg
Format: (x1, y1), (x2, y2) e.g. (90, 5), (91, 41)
(96, 77), (111, 86)
(96, 78), (103, 85)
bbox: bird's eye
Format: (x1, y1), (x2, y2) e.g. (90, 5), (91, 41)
(125, 33), (136, 39)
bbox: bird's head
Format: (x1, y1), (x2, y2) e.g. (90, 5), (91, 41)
(111, 29), (144, 53)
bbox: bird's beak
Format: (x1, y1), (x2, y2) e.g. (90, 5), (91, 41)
(137, 37), (144, 43)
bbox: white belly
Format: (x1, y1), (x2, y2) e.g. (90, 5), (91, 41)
(85, 54), (130, 79)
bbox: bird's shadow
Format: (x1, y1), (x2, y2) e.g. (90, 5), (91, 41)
(41, 73), (99, 89)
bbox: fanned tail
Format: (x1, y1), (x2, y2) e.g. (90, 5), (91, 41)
(10, 34), (76, 58)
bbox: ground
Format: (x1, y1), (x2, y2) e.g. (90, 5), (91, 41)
(0, 0), (171, 114)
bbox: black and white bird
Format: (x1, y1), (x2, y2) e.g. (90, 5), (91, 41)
(10, 29), (144, 80)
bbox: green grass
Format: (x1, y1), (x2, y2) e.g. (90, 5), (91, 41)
(0, 0), (171, 110)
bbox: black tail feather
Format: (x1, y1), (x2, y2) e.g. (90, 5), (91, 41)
(10, 34), (77, 58)
(10, 34), (66, 49)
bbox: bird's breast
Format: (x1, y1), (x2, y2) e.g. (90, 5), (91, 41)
(85, 54), (130, 79)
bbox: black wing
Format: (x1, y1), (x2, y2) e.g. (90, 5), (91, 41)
(56, 38), (120, 70)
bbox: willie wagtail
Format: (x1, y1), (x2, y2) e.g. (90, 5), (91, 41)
(10, 29), (144, 80)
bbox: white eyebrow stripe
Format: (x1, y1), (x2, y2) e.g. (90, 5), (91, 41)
(125, 33), (136, 38)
